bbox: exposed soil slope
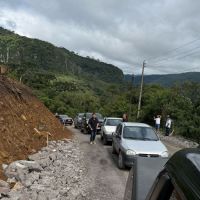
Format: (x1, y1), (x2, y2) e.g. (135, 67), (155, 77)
(0, 75), (72, 179)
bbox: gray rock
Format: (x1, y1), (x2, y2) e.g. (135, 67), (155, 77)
(18, 160), (43, 172)
(7, 177), (17, 184)
(0, 180), (9, 188)
(0, 186), (10, 195)
(2, 164), (8, 171)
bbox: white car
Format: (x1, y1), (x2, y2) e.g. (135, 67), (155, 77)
(112, 122), (169, 169)
(101, 117), (123, 145)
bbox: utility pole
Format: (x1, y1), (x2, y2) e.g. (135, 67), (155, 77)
(129, 74), (134, 118)
(137, 60), (146, 119)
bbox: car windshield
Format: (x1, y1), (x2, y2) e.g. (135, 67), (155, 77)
(86, 113), (92, 119)
(78, 113), (84, 118)
(123, 126), (158, 141)
(106, 119), (122, 126)
(86, 113), (103, 119)
(59, 115), (68, 118)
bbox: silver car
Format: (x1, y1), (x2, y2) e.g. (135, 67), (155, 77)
(101, 117), (122, 145)
(112, 122), (168, 169)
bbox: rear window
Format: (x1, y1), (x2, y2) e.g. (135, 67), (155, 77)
(123, 126), (158, 141)
(106, 119), (122, 126)
(86, 113), (92, 118)
(96, 113), (103, 119)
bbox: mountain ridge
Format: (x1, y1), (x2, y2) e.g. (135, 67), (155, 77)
(0, 27), (123, 83)
(124, 72), (200, 86)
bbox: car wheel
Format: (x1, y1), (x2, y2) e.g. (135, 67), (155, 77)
(112, 142), (117, 154)
(100, 134), (103, 140)
(103, 136), (107, 145)
(118, 151), (125, 169)
(84, 128), (88, 134)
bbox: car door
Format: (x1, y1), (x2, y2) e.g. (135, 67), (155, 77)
(101, 118), (107, 137)
(115, 124), (123, 153)
(113, 124), (120, 149)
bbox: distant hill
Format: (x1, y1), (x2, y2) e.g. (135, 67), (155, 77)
(0, 27), (123, 83)
(124, 72), (200, 86)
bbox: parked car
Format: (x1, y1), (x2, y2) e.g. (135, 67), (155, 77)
(81, 112), (104, 134)
(74, 113), (84, 129)
(112, 122), (168, 169)
(124, 148), (200, 200)
(101, 117), (123, 145)
(58, 114), (73, 126)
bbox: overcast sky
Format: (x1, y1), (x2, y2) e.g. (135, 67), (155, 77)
(1, 0), (200, 74)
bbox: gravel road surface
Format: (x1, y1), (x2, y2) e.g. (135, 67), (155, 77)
(68, 127), (180, 200)
(0, 126), (182, 200)
(70, 127), (129, 200)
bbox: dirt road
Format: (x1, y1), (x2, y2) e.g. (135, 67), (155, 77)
(68, 127), (181, 200)
(70, 127), (128, 200)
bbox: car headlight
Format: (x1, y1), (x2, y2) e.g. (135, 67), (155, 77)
(161, 151), (169, 158)
(126, 150), (136, 156)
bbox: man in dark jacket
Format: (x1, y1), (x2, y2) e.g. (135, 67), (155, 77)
(88, 113), (99, 144)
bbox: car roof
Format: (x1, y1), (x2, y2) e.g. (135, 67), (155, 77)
(59, 114), (68, 117)
(106, 117), (123, 120)
(166, 148), (200, 199)
(122, 122), (151, 127)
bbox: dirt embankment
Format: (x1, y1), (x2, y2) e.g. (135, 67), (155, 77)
(0, 75), (72, 179)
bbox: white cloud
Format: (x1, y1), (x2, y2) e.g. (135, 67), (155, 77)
(0, 0), (200, 74)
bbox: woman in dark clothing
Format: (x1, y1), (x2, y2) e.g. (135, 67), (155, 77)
(122, 113), (128, 122)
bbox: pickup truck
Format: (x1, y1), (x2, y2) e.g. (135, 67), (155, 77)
(124, 148), (200, 200)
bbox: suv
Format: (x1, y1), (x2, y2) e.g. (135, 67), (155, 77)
(101, 117), (122, 145)
(81, 112), (104, 134)
(74, 113), (84, 129)
(112, 122), (168, 169)
(124, 148), (200, 200)
(57, 114), (73, 126)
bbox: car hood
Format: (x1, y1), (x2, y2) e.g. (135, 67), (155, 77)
(104, 126), (117, 133)
(122, 139), (167, 155)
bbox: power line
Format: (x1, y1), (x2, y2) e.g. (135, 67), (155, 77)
(147, 37), (200, 62)
(150, 46), (200, 67)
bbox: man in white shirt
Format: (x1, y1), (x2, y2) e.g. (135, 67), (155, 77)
(154, 115), (161, 132)
(165, 115), (172, 136)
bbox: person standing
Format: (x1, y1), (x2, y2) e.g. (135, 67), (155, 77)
(165, 115), (172, 136)
(122, 113), (128, 122)
(88, 113), (99, 144)
(154, 115), (161, 132)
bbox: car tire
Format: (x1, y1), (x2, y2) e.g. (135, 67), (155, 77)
(100, 134), (103, 140)
(112, 143), (117, 154)
(118, 151), (125, 169)
(103, 135), (107, 145)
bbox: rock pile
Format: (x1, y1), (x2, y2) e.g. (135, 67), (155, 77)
(159, 133), (199, 148)
(0, 138), (89, 200)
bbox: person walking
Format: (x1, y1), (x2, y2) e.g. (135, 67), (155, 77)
(122, 113), (128, 122)
(154, 115), (161, 132)
(88, 113), (99, 144)
(165, 115), (172, 136)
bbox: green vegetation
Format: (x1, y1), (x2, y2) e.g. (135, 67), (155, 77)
(125, 72), (200, 87)
(1, 27), (200, 142)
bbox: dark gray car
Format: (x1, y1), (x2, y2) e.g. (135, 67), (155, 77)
(74, 113), (84, 129)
